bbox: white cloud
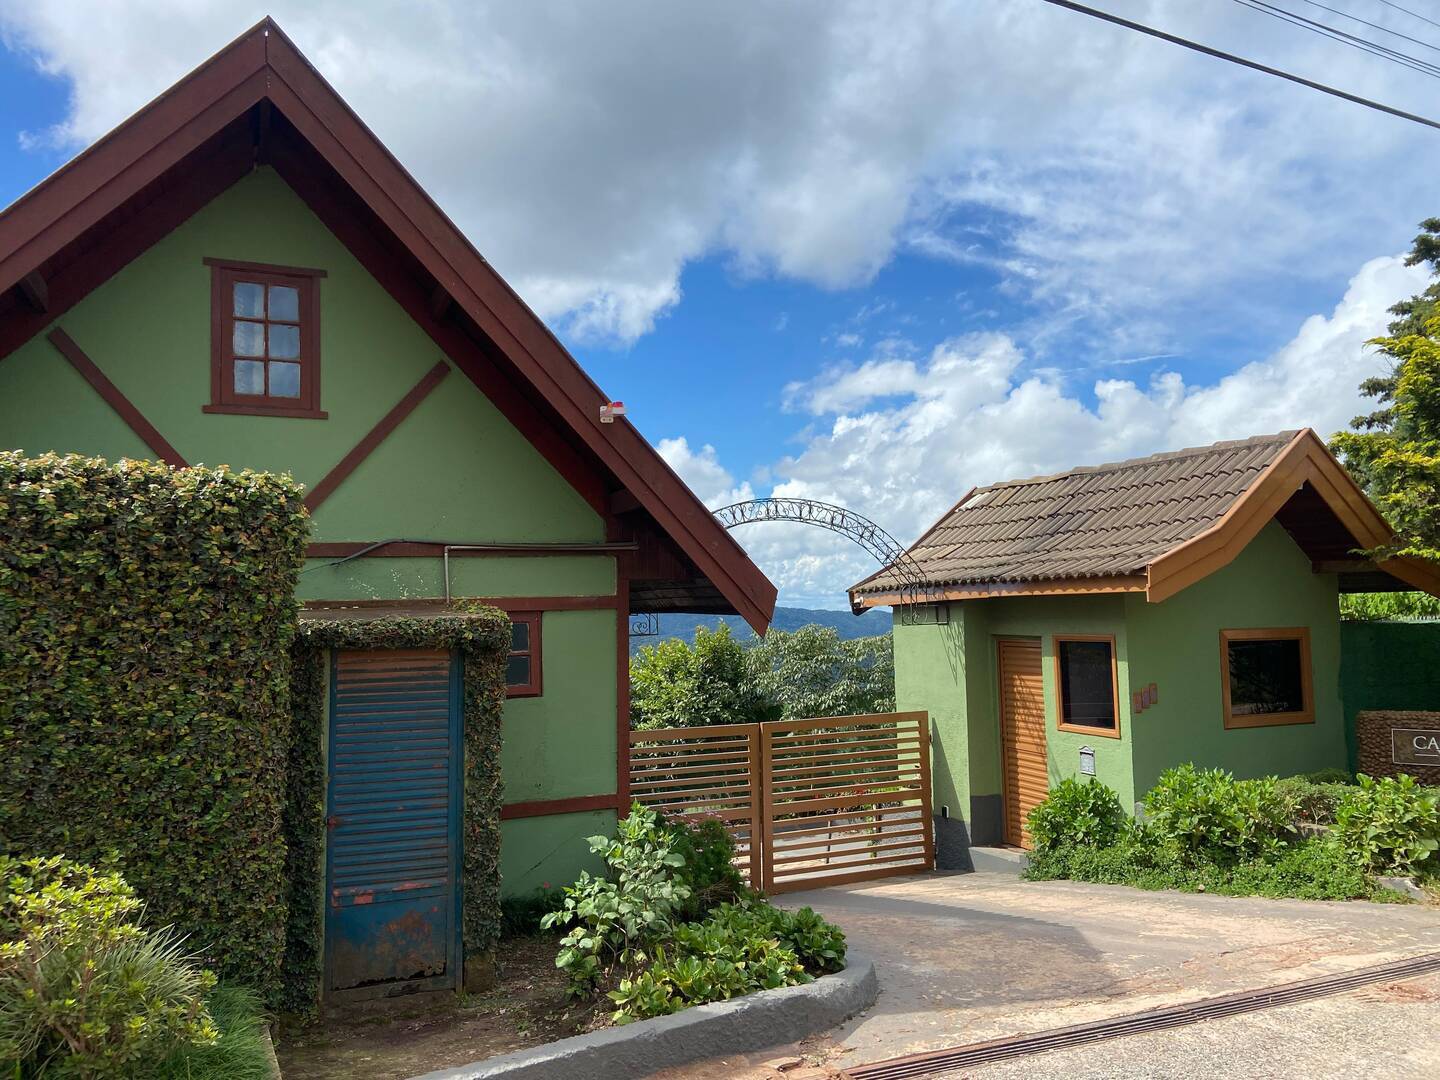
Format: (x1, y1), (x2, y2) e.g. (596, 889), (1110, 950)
(656, 437), (754, 509)
(3, 2), (1439, 346)
(702, 253), (1428, 607)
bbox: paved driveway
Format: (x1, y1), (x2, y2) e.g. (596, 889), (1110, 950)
(653, 870), (1440, 1078)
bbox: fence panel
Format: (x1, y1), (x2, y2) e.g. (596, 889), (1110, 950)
(627, 723), (764, 886)
(627, 712), (934, 893)
(760, 711), (933, 893)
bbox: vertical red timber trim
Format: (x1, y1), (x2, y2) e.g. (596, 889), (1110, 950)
(616, 576), (631, 812)
(47, 329), (188, 468)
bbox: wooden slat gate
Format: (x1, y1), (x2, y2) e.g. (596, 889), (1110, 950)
(629, 711), (932, 893)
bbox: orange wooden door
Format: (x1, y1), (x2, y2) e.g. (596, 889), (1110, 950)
(998, 639), (1048, 848)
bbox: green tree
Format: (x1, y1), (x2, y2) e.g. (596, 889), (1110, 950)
(746, 626), (894, 721)
(629, 625), (766, 730)
(1330, 218), (1440, 561)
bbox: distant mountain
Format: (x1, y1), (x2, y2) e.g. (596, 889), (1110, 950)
(629, 606), (886, 655)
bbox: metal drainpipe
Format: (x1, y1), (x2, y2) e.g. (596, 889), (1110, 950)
(442, 542), (638, 603)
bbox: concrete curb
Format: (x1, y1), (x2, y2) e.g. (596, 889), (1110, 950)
(409, 953), (878, 1080)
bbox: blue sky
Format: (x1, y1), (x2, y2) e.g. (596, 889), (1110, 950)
(3, 2), (1439, 606)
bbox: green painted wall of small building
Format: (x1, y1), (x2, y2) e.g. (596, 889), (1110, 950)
(894, 520), (1349, 834)
(1125, 521), (1346, 797)
(500, 810), (614, 896)
(1339, 621), (1440, 770)
(297, 555), (616, 604)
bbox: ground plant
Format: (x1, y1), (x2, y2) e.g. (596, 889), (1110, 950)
(0, 856), (229, 1078)
(1026, 778), (1127, 851)
(1025, 765), (1439, 901)
(543, 805), (846, 1024)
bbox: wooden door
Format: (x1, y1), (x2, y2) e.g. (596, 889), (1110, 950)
(325, 649), (462, 996)
(998, 639), (1048, 848)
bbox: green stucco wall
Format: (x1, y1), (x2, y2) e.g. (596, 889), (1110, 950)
(0, 167), (622, 895)
(1125, 521), (1346, 795)
(1339, 621), (1440, 770)
(500, 811), (614, 896)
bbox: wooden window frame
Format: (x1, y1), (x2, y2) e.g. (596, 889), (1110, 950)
(203, 257), (327, 418)
(1054, 634), (1121, 739)
(506, 612), (543, 698)
(1220, 627), (1314, 729)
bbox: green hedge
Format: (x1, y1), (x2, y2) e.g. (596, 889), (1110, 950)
(0, 453), (307, 998)
(287, 611), (509, 1007)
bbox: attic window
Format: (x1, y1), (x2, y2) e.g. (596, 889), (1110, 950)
(203, 259), (326, 418)
(1220, 628), (1313, 729)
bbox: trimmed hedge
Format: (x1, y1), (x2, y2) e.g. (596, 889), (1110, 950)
(0, 453), (307, 998)
(287, 611), (509, 1007)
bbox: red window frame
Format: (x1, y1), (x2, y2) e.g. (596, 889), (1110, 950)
(203, 258), (327, 418)
(506, 612), (543, 698)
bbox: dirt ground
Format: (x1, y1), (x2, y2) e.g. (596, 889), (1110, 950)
(274, 935), (607, 1080)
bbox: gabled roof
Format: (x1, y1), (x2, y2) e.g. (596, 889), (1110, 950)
(0, 18), (776, 632)
(851, 428), (1440, 607)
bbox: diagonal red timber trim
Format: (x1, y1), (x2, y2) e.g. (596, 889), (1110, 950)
(303, 360), (450, 511)
(47, 328), (188, 468)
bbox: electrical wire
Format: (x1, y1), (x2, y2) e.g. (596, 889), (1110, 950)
(1292, 0), (1440, 54)
(1230, 0), (1440, 80)
(1375, 0), (1440, 34)
(1031, 0), (1440, 131)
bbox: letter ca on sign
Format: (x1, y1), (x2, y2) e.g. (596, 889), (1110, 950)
(1391, 727), (1440, 766)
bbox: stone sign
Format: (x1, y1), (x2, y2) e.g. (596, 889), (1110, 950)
(1392, 728), (1440, 767)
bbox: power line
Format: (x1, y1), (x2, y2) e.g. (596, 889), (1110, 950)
(1031, 0), (1440, 132)
(1292, 0), (1440, 55)
(1375, 0), (1440, 34)
(1231, 0), (1440, 80)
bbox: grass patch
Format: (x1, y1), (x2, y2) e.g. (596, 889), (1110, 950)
(152, 986), (273, 1080)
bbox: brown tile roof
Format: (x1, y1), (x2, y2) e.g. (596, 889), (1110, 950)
(853, 431), (1301, 595)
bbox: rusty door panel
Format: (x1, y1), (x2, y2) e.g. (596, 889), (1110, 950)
(325, 649), (462, 995)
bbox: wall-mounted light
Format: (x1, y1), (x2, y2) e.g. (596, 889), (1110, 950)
(600, 401), (627, 423)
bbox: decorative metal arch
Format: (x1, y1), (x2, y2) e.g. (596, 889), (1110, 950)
(711, 498), (937, 616)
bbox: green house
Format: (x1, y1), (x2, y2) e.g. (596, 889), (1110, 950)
(0, 16), (775, 971)
(850, 430), (1440, 860)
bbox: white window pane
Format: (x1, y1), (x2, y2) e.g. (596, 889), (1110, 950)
(233, 320), (264, 357)
(233, 360), (264, 395)
(269, 362), (301, 398)
(268, 323), (300, 359)
(233, 281), (264, 318)
(268, 285), (300, 321)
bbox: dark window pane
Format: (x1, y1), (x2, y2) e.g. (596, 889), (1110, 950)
(510, 620), (529, 651)
(233, 359), (264, 395)
(268, 284), (300, 321)
(233, 319), (265, 357)
(506, 655), (531, 687)
(233, 281), (264, 318)
(1058, 639), (1115, 729)
(1228, 638), (1304, 714)
(269, 362), (301, 398)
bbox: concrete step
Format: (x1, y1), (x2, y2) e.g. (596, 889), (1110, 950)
(968, 846), (1029, 874)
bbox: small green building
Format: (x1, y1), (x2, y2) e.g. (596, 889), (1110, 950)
(850, 430), (1440, 860)
(0, 20), (775, 995)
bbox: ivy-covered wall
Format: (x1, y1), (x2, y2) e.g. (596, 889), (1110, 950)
(0, 452), (307, 997)
(287, 612), (510, 1008)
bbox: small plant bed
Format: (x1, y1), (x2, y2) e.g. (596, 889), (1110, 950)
(273, 934), (609, 1080)
(542, 805), (847, 1023)
(1, 855), (274, 1079)
(1023, 766), (1440, 902)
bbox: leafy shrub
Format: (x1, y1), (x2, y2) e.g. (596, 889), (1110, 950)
(1215, 838), (1373, 901)
(607, 900), (843, 1023)
(541, 806), (692, 994)
(1143, 765), (1295, 864)
(1, 453), (307, 998)
(1026, 779), (1127, 853)
(1274, 778), (1355, 826)
(1334, 774), (1440, 876)
(1297, 768), (1355, 785)
(668, 815), (747, 918)
(0, 856), (219, 1076)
